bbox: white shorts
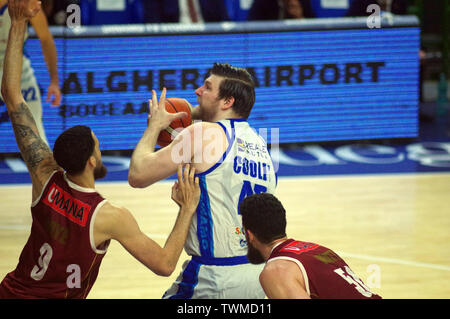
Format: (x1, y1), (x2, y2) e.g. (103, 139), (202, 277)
(162, 256), (266, 299)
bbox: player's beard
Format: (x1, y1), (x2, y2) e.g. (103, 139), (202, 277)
(93, 162), (107, 180)
(197, 99), (219, 122)
(247, 241), (265, 264)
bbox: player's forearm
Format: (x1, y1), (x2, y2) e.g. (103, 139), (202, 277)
(128, 126), (160, 187)
(160, 206), (195, 275)
(40, 37), (59, 84)
(1, 21), (26, 107)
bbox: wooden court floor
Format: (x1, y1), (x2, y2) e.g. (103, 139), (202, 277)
(1, 173), (449, 299)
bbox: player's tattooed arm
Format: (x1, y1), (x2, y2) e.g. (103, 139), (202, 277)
(8, 101), (59, 197)
(9, 101), (53, 169)
(2, 3), (59, 200)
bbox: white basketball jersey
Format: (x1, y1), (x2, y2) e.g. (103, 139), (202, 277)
(185, 119), (277, 258)
(0, 5), (32, 77)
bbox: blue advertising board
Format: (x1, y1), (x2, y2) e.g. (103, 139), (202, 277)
(0, 17), (420, 152)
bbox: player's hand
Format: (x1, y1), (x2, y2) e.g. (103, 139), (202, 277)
(46, 82), (61, 107)
(8, 0), (42, 21)
(147, 88), (187, 131)
(171, 164), (200, 213)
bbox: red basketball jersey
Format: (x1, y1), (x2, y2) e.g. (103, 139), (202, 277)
(268, 239), (382, 299)
(0, 171), (110, 299)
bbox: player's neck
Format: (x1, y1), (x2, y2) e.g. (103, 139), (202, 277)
(0, 0), (7, 8)
(269, 237), (288, 252)
(264, 237), (288, 260)
(213, 109), (242, 122)
(66, 172), (95, 190)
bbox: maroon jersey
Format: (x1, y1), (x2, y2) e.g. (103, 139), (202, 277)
(0, 171), (110, 299)
(268, 239), (381, 299)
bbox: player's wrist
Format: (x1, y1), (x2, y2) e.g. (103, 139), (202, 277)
(145, 123), (164, 144)
(10, 19), (27, 29)
(147, 118), (166, 132)
(179, 204), (196, 216)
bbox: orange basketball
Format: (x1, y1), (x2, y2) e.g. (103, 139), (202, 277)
(157, 97), (193, 147)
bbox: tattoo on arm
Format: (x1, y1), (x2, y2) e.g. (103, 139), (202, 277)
(9, 102), (52, 170)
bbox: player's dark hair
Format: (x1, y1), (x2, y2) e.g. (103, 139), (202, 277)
(209, 62), (255, 119)
(53, 125), (95, 175)
(239, 193), (287, 244)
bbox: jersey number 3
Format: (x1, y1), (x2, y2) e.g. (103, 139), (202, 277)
(237, 181), (267, 214)
(30, 243), (53, 281)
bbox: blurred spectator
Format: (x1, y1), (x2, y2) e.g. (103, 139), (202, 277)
(42, 0), (80, 26)
(144, 0), (229, 23)
(310, 0), (355, 18)
(143, 0), (179, 23)
(248, 0), (314, 21)
(80, 0), (145, 25)
(226, 0), (254, 21)
(346, 0), (408, 16)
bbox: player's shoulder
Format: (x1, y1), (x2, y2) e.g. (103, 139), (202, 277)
(264, 258), (300, 276)
(31, 160), (62, 198)
(260, 261), (284, 284)
(94, 201), (131, 231)
(180, 120), (227, 142)
(98, 201), (129, 216)
(261, 258), (304, 285)
(187, 120), (224, 131)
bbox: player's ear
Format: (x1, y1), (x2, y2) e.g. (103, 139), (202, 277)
(222, 96), (235, 110)
(246, 228), (256, 243)
(87, 155), (96, 170)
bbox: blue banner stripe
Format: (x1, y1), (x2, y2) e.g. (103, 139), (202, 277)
(1, 20), (419, 152)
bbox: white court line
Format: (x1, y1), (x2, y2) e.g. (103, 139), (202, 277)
(275, 171), (450, 181)
(336, 251), (450, 272)
(2, 226), (449, 272)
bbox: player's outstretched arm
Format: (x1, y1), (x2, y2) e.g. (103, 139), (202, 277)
(1, 0), (59, 201)
(259, 259), (311, 299)
(95, 164), (200, 276)
(30, 10), (61, 106)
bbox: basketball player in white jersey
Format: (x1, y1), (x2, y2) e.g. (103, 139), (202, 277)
(0, 0), (61, 144)
(129, 63), (277, 298)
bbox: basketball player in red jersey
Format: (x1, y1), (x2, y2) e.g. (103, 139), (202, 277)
(0, 0), (199, 299)
(239, 193), (382, 299)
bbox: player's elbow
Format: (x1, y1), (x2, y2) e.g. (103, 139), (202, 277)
(128, 170), (151, 189)
(155, 266), (175, 277)
(151, 260), (176, 277)
(128, 159), (158, 188)
(153, 250), (178, 277)
(128, 172), (144, 188)
(1, 84), (21, 107)
(1, 84), (12, 104)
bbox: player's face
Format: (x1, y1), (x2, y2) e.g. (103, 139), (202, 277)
(283, 0), (303, 18)
(91, 132), (107, 180)
(194, 75), (223, 122)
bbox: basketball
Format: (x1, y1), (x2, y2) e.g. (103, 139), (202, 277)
(157, 97), (193, 147)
